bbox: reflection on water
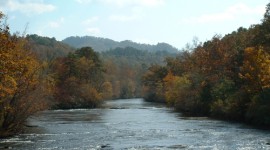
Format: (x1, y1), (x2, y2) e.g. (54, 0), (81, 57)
(1, 98), (270, 149)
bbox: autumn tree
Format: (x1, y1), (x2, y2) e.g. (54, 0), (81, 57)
(53, 47), (105, 109)
(0, 12), (48, 137)
(240, 47), (270, 125)
(239, 47), (270, 93)
(100, 46), (174, 100)
(141, 3), (270, 126)
(142, 65), (168, 102)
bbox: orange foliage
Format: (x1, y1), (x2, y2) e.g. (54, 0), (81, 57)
(0, 12), (48, 136)
(239, 47), (270, 93)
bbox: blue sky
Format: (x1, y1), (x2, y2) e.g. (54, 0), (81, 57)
(0, 0), (269, 49)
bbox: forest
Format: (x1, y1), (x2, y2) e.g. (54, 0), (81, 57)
(62, 35), (178, 53)
(142, 4), (270, 127)
(0, 11), (176, 137)
(1, 3), (270, 137)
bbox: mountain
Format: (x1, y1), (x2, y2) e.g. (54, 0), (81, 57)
(27, 34), (75, 60)
(62, 36), (179, 53)
(101, 46), (176, 66)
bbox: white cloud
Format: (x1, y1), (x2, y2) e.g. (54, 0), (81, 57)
(109, 14), (140, 22)
(49, 22), (60, 28)
(82, 16), (99, 25)
(75, 0), (93, 4)
(181, 3), (265, 24)
(86, 27), (100, 35)
(82, 17), (100, 34)
(74, 0), (164, 7)
(101, 0), (164, 7)
(109, 4), (144, 22)
(1, 0), (56, 15)
(139, 0), (164, 7)
(48, 17), (64, 28)
(181, 13), (232, 24)
(227, 3), (265, 15)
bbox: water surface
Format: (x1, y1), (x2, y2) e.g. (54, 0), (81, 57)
(1, 98), (270, 149)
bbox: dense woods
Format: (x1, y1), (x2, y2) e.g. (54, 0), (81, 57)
(26, 34), (74, 61)
(0, 12), (49, 137)
(1, 2), (270, 137)
(62, 36), (178, 53)
(101, 47), (174, 99)
(52, 47), (105, 109)
(142, 5), (270, 127)
(0, 10), (174, 137)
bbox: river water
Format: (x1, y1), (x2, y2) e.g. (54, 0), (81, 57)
(1, 98), (270, 150)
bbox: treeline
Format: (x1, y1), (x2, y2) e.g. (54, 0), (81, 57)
(0, 12), (105, 137)
(62, 35), (179, 53)
(101, 47), (175, 99)
(0, 11), (175, 137)
(27, 34), (75, 61)
(142, 4), (270, 127)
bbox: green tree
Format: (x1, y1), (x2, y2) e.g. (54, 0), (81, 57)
(53, 47), (105, 109)
(142, 65), (168, 102)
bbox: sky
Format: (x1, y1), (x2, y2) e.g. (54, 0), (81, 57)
(0, 0), (269, 49)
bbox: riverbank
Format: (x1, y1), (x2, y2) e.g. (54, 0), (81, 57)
(145, 97), (270, 130)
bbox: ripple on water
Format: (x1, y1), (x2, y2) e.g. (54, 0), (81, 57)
(1, 99), (270, 150)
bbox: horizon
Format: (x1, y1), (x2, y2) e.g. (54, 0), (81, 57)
(1, 0), (269, 49)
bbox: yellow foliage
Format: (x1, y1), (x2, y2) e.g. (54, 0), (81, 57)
(101, 81), (113, 99)
(0, 12), (47, 134)
(164, 72), (191, 106)
(239, 47), (270, 92)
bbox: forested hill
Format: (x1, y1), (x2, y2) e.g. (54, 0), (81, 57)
(27, 34), (75, 60)
(62, 36), (179, 53)
(25, 34), (176, 100)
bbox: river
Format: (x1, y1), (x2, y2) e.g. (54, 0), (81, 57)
(0, 98), (270, 149)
